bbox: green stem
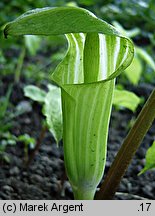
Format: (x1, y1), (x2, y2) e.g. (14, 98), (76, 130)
(95, 89), (155, 200)
(14, 46), (25, 83)
(73, 187), (95, 200)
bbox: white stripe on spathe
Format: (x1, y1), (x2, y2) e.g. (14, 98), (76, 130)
(113, 37), (120, 70)
(72, 33), (85, 84)
(99, 34), (107, 80)
(61, 33), (130, 86)
(71, 34), (81, 84)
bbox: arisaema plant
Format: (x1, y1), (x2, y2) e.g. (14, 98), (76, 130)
(3, 7), (134, 200)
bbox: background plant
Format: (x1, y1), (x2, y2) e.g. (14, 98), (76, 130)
(139, 141), (155, 175)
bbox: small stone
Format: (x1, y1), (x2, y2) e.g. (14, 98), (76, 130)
(44, 166), (53, 176)
(35, 169), (43, 176)
(0, 192), (10, 199)
(16, 101), (32, 113)
(2, 185), (14, 192)
(24, 118), (31, 124)
(40, 145), (52, 154)
(42, 156), (52, 165)
(142, 185), (154, 198)
(9, 167), (20, 175)
(44, 182), (52, 190)
(30, 174), (43, 184)
(22, 171), (28, 177)
(51, 184), (58, 193)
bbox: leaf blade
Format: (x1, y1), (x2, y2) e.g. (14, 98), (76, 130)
(24, 85), (46, 103)
(4, 7), (119, 37)
(44, 85), (63, 144)
(139, 141), (155, 175)
(113, 89), (141, 112)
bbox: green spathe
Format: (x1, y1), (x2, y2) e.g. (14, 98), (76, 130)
(3, 7), (134, 199)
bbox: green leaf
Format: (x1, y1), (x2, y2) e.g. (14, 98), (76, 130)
(113, 89), (141, 112)
(18, 134), (35, 147)
(4, 7), (134, 200)
(125, 54), (142, 85)
(4, 7), (120, 37)
(24, 35), (41, 56)
(24, 85), (46, 103)
(136, 47), (155, 71)
(139, 141), (155, 175)
(44, 85), (63, 144)
(112, 21), (140, 38)
(24, 84), (63, 143)
(125, 46), (155, 85)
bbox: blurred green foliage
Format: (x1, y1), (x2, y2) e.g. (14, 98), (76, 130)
(1, 0), (154, 84)
(0, 132), (35, 163)
(112, 21), (155, 85)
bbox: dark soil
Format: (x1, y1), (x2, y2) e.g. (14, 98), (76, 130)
(0, 76), (155, 200)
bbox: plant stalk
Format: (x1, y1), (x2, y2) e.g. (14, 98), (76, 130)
(95, 89), (155, 200)
(26, 125), (47, 167)
(14, 46), (25, 83)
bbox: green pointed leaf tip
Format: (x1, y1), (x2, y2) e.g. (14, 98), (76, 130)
(139, 141), (155, 175)
(113, 89), (141, 112)
(136, 47), (155, 71)
(4, 7), (134, 199)
(24, 85), (46, 103)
